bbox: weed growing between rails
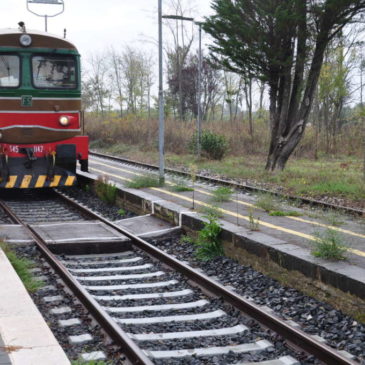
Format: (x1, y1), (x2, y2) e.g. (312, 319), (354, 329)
(0, 242), (44, 292)
(95, 176), (118, 205)
(311, 229), (347, 260)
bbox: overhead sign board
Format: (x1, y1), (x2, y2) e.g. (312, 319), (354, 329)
(28, 0), (63, 4)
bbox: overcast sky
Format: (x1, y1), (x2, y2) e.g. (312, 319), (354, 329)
(0, 0), (214, 58)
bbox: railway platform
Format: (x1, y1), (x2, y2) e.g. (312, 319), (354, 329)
(85, 155), (365, 301)
(0, 249), (70, 365)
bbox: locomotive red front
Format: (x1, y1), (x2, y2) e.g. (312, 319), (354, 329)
(0, 25), (88, 188)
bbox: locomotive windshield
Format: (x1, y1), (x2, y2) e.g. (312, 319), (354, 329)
(32, 55), (77, 89)
(0, 55), (20, 87)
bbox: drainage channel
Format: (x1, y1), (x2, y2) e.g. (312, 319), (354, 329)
(0, 192), (357, 365)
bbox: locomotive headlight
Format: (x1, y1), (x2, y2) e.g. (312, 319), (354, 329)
(59, 116), (70, 126)
(19, 34), (32, 47)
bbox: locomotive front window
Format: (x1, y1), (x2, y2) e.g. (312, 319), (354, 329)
(0, 55), (20, 88)
(32, 55), (77, 89)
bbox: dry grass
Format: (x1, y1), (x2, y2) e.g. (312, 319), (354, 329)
(85, 113), (365, 204)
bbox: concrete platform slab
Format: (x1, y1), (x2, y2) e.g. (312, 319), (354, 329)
(0, 249), (70, 365)
(30, 221), (131, 254)
(0, 334), (11, 365)
(0, 225), (33, 245)
(115, 214), (179, 238)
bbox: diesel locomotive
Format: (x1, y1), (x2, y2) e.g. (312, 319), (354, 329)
(0, 23), (88, 188)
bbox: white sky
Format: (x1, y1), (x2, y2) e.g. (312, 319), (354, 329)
(0, 0), (214, 59)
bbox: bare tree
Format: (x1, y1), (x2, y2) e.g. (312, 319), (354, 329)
(86, 53), (110, 116)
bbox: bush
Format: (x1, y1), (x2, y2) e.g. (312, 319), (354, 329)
(311, 229), (347, 260)
(190, 131), (228, 160)
(194, 215), (224, 261)
(95, 176), (118, 205)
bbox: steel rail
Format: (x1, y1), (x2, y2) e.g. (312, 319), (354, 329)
(90, 150), (364, 216)
(56, 189), (357, 365)
(0, 198), (153, 365)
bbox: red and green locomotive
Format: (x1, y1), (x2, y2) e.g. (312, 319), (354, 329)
(0, 24), (88, 188)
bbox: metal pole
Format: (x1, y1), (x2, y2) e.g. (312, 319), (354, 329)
(45, 14), (48, 31)
(158, 0), (165, 183)
(197, 23), (202, 158)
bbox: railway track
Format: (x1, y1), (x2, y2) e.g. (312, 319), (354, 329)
(0, 190), (358, 364)
(90, 151), (364, 217)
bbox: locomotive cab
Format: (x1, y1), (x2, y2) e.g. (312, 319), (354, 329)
(0, 26), (88, 188)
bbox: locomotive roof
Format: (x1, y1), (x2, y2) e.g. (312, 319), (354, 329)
(0, 28), (78, 51)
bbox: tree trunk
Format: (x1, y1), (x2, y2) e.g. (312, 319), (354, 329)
(265, 25), (329, 171)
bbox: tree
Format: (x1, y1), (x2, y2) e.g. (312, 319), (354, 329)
(204, 0), (365, 171)
(85, 53), (110, 115)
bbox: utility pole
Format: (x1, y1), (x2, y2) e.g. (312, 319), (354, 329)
(158, 0), (165, 183)
(196, 22), (202, 158)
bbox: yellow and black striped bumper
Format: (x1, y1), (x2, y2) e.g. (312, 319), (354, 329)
(0, 174), (76, 188)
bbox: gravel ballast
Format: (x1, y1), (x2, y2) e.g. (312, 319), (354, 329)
(151, 234), (365, 363)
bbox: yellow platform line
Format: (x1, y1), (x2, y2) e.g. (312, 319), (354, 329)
(90, 159), (365, 239)
(89, 165), (365, 258)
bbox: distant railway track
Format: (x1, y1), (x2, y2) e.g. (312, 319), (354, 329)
(90, 151), (364, 217)
(0, 190), (358, 364)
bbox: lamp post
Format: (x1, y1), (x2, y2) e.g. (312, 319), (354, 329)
(26, 0), (64, 32)
(162, 15), (203, 158)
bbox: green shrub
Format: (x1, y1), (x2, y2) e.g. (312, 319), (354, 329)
(189, 131), (228, 160)
(255, 193), (280, 213)
(194, 215), (224, 261)
(95, 176), (118, 205)
(311, 229), (347, 260)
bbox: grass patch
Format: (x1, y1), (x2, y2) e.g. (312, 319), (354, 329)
(95, 176), (117, 205)
(117, 208), (126, 217)
(126, 174), (163, 189)
(0, 242), (44, 292)
(211, 186), (233, 202)
(311, 229), (347, 260)
(170, 179), (194, 192)
(269, 210), (303, 217)
(193, 215), (224, 261)
(72, 360), (110, 365)
(255, 193), (280, 213)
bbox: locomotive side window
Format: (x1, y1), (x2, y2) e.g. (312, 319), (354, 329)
(0, 55), (20, 87)
(32, 55), (77, 89)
